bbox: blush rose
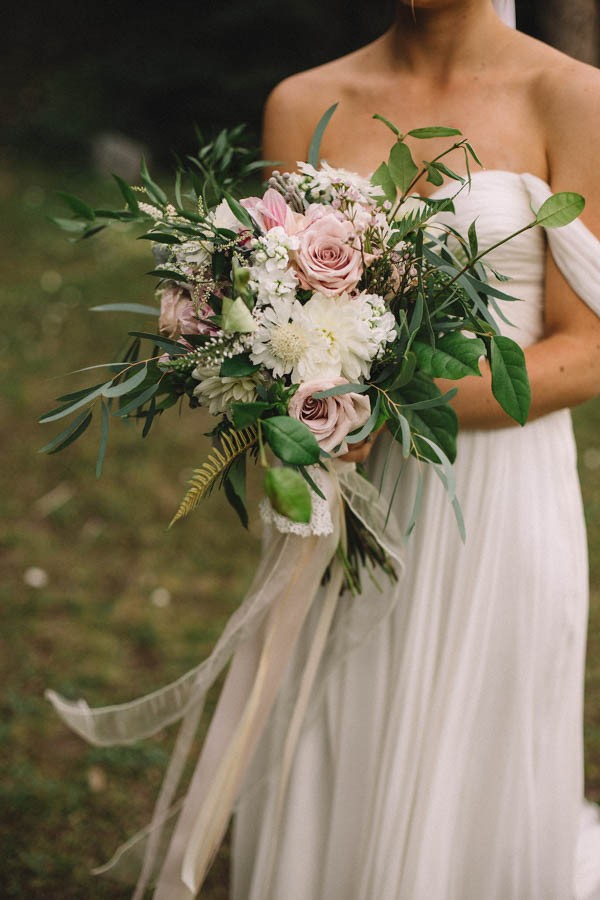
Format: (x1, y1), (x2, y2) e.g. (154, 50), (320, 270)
(288, 377), (371, 455)
(292, 207), (364, 296)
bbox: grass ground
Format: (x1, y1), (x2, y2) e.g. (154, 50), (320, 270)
(2, 160), (599, 898)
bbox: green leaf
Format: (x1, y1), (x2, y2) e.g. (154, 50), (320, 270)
(394, 374), (458, 462)
(112, 174), (141, 214)
(430, 161), (464, 182)
(223, 192), (255, 231)
(39, 384), (108, 423)
(307, 103), (339, 168)
(312, 383), (369, 399)
(49, 217), (87, 234)
(128, 331), (187, 353)
(261, 416), (320, 465)
(56, 381), (108, 403)
(113, 382), (160, 417)
(465, 143), (482, 166)
(467, 219), (479, 257)
(264, 467), (312, 523)
(535, 192), (585, 228)
(221, 296), (256, 333)
(425, 164), (444, 187)
(490, 335), (531, 425)
(370, 162), (397, 203)
(412, 333), (485, 379)
(138, 232), (181, 245)
(140, 157), (168, 206)
(231, 401), (273, 429)
(224, 455), (248, 529)
(96, 400), (110, 478)
(346, 394), (379, 444)
(407, 126), (462, 139)
(388, 142), (418, 194)
(384, 351), (417, 391)
(102, 364), (148, 398)
(39, 409), (93, 455)
(91, 303), (160, 315)
(56, 191), (95, 221)
(372, 113), (402, 137)
(220, 354), (260, 378)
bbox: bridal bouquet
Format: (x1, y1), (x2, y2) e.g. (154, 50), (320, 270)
(41, 108), (583, 588)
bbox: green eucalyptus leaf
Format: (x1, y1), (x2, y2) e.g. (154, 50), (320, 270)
(431, 161), (464, 182)
(394, 374), (458, 462)
(307, 103), (339, 168)
(224, 192), (255, 230)
(96, 400), (110, 478)
(535, 192), (585, 228)
(39, 384), (109, 422)
(102, 364), (148, 398)
(264, 466), (312, 523)
(490, 335), (531, 425)
(113, 382), (160, 417)
(49, 217), (87, 233)
(39, 409), (93, 455)
(407, 126), (462, 139)
(128, 331), (187, 353)
(388, 142), (419, 194)
(138, 232), (181, 245)
(413, 333), (485, 379)
(91, 303), (160, 315)
(312, 383), (369, 399)
(262, 416), (320, 465)
(140, 157), (168, 206)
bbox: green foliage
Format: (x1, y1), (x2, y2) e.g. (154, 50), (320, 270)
(490, 336), (531, 425)
(264, 466), (311, 523)
(535, 192), (585, 228)
(261, 417), (320, 466)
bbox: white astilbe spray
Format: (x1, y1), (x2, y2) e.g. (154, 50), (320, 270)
(296, 161), (379, 206)
(248, 227), (299, 306)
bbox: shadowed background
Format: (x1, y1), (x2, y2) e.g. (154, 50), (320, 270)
(1, 1), (599, 897)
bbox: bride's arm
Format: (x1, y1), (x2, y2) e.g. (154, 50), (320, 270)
(438, 64), (600, 430)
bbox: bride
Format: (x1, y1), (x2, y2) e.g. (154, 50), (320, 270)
(231, 1), (600, 898)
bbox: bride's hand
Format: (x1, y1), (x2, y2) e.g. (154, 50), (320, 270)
(337, 424), (386, 463)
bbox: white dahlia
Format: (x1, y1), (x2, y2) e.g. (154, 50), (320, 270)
(249, 298), (334, 382)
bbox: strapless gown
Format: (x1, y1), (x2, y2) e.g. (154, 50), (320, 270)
(232, 171), (600, 900)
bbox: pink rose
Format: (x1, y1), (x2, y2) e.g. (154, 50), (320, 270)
(241, 188), (305, 234)
(288, 377), (371, 455)
(292, 207), (364, 296)
(158, 285), (217, 339)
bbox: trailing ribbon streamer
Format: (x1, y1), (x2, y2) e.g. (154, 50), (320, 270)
(46, 460), (404, 897)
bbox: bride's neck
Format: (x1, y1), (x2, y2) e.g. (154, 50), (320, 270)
(386, 1), (504, 79)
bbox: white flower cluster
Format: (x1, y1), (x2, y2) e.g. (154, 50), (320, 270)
(295, 161), (379, 206)
(248, 227), (299, 306)
(249, 290), (396, 383)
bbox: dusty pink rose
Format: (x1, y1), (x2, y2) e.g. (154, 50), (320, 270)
(241, 189), (305, 234)
(158, 285), (217, 339)
(292, 207), (363, 296)
(288, 377), (371, 455)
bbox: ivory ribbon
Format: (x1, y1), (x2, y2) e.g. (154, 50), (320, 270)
(46, 461), (404, 898)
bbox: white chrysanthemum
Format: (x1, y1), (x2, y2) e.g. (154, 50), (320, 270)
(191, 365), (260, 416)
(250, 298), (333, 381)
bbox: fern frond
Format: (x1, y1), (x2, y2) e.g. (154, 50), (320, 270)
(169, 425), (257, 526)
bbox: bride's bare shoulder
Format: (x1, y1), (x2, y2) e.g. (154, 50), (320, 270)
(262, 39), (384, 168)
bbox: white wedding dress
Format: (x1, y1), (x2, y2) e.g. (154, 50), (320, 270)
(232, 170), (600, 900)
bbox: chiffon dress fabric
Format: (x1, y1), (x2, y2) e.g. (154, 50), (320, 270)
(232, 171), (600, 900)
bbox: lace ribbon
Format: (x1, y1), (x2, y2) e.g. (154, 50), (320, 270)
(46, 460), (404, 898)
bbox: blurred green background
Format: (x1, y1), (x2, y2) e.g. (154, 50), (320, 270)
(2, 2), (599, 897)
